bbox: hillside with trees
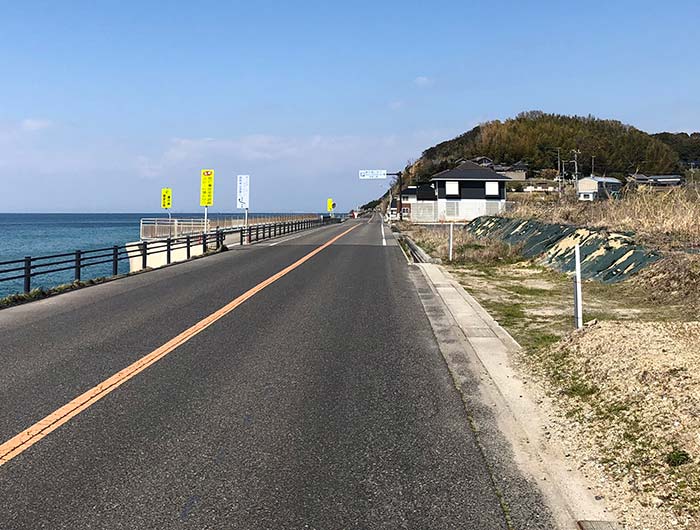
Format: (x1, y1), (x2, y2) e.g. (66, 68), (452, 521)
(405, 111), (682, 183)
(653, 132), (700, 167)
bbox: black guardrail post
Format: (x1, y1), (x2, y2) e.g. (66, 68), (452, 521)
(141, 241), (148, 270)
(24, 256), (31, 293)
(74, 250), (82, 282)
(186, 235), (191, 259)
(112, 246), (119, 276)
(202, 233), (208, 254)
(166, 238), (172, 264)
(239, 229), (244, 246)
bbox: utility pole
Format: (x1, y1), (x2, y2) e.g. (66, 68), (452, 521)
(557, 147), (562, 177)
(387, 171), (403, 221)
(556, 147), (563, 195)
(572, 149), (581, 191)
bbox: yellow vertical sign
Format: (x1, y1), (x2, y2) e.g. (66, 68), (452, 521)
(161, 188), (172, 209)
(200, 169), (214, 207)
(327, 198), (334, 212)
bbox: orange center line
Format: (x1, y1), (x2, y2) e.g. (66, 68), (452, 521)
(0, 223), (360, 467)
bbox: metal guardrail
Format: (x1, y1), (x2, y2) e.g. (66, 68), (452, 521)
(400, 235), (442, 264)
(139, 214), (319, 240)
(140, 218), (208, 240)
(0, 217), (340, 297)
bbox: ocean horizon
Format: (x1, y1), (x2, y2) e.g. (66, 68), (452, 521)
(0, 212), (319, 298)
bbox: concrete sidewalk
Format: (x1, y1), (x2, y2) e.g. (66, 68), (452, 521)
(412, 263), (620, 530)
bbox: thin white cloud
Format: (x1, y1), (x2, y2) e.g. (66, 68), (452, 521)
(0, 128), (458, 212)
(20, 118), (52, 132)
(388, 100), (404, 110)
(413, 76), (434, 87)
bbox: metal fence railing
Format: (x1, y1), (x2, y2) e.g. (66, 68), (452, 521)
(0, 216), (341, 298)
(139, 214), (320, 240)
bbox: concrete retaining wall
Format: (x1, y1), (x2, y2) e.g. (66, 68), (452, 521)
(126, 238), (218, 272)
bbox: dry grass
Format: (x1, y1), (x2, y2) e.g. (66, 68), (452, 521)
(505, 186), (700, 250)
(446, 257), (700, 529)
(631, 253), (700, 311)
(533, 322), (700, 530)
(401, 224), (523, 266)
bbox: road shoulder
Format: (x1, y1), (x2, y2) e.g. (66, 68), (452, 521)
(409, 262), (618, 530)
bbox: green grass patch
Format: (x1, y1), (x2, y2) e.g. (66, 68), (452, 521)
(525, 331), (561, 351)
(481, 300), (525, 327)
(564, 379), (599, 399)
(666, 449), (692, 467)
(503, 284), (552, 297)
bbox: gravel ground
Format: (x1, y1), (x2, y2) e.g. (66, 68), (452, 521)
(523, 321), (700, 530)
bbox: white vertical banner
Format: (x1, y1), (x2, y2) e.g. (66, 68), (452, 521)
(237, 174), (250, 209)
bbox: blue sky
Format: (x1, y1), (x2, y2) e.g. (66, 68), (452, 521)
(1, 0), (698, 213)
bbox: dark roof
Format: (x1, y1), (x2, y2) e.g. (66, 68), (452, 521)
(430, 161), (511, 182)
(510, 160), (529, 170)
(631, 174), (685, 185)
(400, 187), (417, 195)
(416, 183), (437, 201)
(471, 156), (493, 165)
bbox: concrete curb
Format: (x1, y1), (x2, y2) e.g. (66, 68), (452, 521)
(413, 262), (620, 530)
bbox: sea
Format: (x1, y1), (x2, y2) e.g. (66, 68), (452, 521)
(0, 213), (299, 298)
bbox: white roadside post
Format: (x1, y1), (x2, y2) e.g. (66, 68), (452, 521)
(574, 243), (583, 329)
(237, 174), (250, 243)
(449, 223), (454, 262)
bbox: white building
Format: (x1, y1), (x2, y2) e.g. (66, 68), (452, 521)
(408, 161), (510, 222)
(431, 161), (509, 221)
(577, 176), (622, 201)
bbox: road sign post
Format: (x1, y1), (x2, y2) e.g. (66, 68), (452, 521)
(237, 174), (250, 234)
(161, 187), (173, 236)
(359, 170), (388, 180)
(200, 169), (214, 231)
(327, 198), (335, 217)
(359, 169), (402, 220)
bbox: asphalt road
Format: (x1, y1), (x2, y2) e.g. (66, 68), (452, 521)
(0, 215), (540, 529)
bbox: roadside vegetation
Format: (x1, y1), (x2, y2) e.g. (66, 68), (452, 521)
(504, 186), (700, 250)
(402, 111), (689, 184)
(402, 223), (700, 530)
